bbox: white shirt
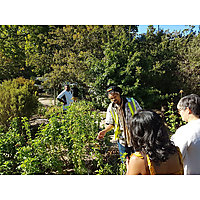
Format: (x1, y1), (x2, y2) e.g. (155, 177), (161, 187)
(57, 90), (73, 110)
(171, 119), (200, 175)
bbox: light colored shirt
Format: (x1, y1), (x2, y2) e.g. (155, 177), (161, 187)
(57, 90), (73, 110)
(171, 119), (200, 175)
(105, 97), (141, 146)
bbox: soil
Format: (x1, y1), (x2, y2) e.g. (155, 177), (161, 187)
(38, 97), (55, 106)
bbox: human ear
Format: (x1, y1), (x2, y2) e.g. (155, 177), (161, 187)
(187, 107), (192, 114)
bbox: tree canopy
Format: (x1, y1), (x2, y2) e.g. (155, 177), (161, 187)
(0, 25), (199, 110)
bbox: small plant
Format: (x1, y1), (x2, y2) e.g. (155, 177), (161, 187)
(0, 117), (28, 174)
(164, 94), (185, 135)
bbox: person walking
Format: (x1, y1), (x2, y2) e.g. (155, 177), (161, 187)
(57, 85), (73, 111)
(97, 86), (141, 161)
(126, 110), (183, 175)
(171, 94), (200, 175)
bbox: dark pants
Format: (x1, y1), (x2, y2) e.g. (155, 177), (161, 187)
(117, 141), (134, 163)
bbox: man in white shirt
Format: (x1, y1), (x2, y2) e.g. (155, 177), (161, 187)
(57, 85), (73, 111)
(171, 94), (200, 175)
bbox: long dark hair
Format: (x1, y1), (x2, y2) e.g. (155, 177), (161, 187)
(130, 110), (177, 164)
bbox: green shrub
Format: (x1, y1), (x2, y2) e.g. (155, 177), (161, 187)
(164, 94), (185, 135)
(0, 117), (28, 174)
(0, 100), (124, 175)
(0, 77), (39, 129)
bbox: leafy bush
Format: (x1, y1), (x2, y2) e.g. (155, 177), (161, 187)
(0, 100), (124, 175)
(164, 93), (185, 135)
(0, 77), (39, 129)
(0, 117), (28, 174)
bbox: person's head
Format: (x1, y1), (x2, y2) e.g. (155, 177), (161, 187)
(71, 83), (77, 88)
(64, 85), (70, 91)
(177, 94), (200, 122)
(129, 110), (176, 163)
(106, 86), (122, 105)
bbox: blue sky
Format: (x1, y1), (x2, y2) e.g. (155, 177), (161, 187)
(138, 25), (200, 34)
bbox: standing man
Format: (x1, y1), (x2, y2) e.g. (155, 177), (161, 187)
(97, 86), (141, 161)
(57, 85), (73, 111)
(171, 94), (200, 175)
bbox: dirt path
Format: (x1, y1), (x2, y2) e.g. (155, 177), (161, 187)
(38, 97), (55, 106)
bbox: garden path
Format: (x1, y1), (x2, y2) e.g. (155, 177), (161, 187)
(38, 97), (55, 106)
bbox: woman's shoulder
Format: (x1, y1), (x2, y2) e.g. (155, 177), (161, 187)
(130, 152), (144, 159)
(127, 152), (147, 175)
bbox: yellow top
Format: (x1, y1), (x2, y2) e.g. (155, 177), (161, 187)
(130, 147), (184, 175)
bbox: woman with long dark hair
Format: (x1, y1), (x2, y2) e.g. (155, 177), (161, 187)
(126, 110), (184, 175)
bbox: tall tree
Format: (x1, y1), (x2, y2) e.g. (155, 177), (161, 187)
(176, 31), (200, 94)
(43, 25), (138, 99)
(0, 25), (26, 81)
(0, 25), (53, 82)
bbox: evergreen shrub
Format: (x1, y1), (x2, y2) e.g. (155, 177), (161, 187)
(0, 77), (38, 129)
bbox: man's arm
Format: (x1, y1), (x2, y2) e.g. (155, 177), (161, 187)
(97, 124), (114, 139)
(97, 103), (114, 139)
(57, 97), (67, 104)
(57, 91), (67, 104)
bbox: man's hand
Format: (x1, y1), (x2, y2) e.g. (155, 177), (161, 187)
(97, 124), (114, 140)
(97, 130), (106, 140)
